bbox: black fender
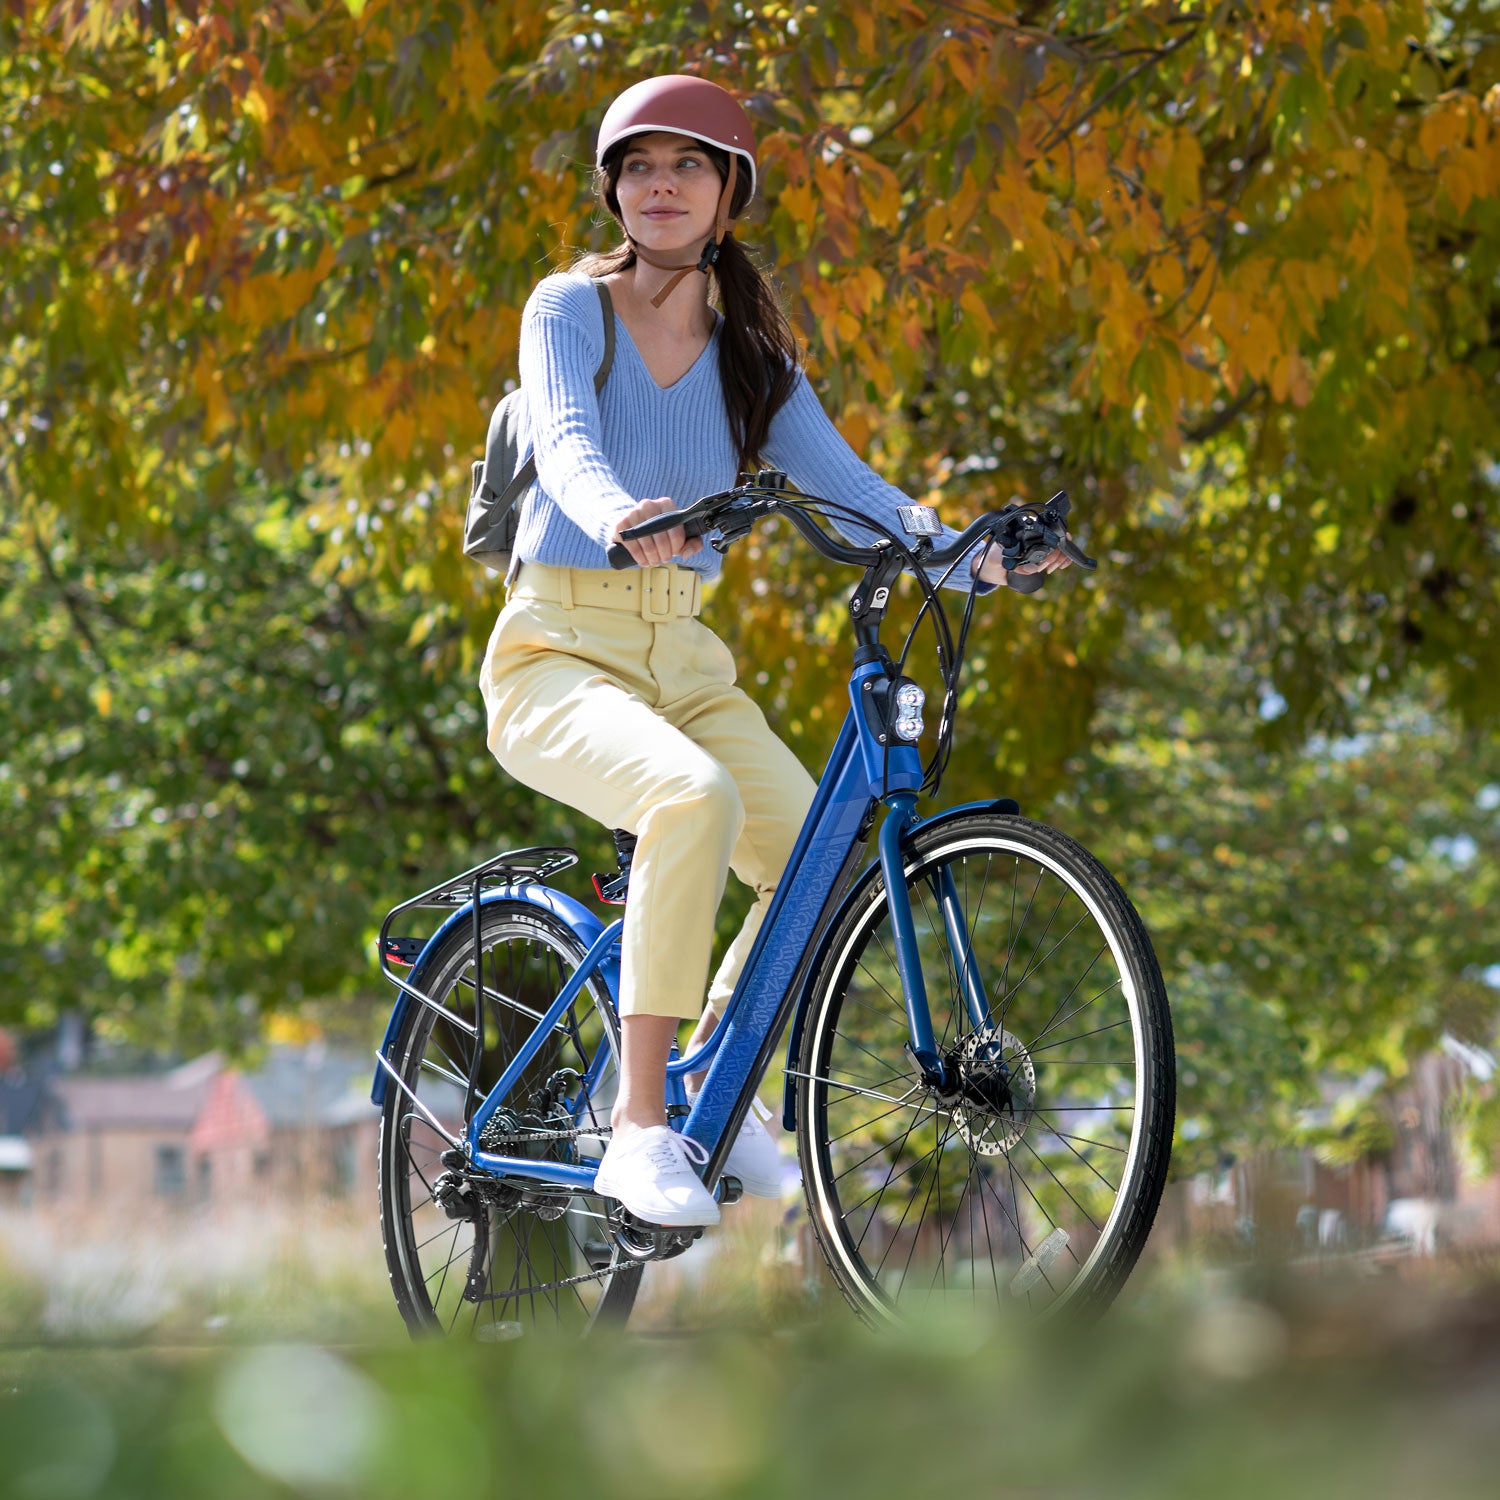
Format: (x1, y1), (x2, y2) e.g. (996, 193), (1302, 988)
(779, 797), (1020, 1131)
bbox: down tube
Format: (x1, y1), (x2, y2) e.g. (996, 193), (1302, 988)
(682, 715), (873, 1157)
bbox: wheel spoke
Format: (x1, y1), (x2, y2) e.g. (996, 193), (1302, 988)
(1028, 1018), (1131, 1054)
(1027, 972), (1124, 1052)
(853, 1094), (942, 1257)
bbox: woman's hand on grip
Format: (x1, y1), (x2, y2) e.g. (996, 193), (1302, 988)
(610, 496), (702, 567)
(974, 540), (1071, 590)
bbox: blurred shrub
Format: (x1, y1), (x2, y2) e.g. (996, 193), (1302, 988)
(4, 1275), (1500, 1500)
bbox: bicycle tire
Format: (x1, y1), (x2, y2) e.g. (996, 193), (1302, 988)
(377, 901), (642, 1338)
(796, 812), (1173, 1322)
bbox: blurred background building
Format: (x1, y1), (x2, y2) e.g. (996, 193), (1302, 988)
(0, 1023), (376, 1214)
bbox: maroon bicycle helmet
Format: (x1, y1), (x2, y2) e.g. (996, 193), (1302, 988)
(597, 74), (757, 199)
(596, 75), (758, 306)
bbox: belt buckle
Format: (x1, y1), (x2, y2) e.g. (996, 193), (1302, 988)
(642, 566), (675, 621)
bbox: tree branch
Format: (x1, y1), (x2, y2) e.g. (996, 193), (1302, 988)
(1038, 27), (1201, 152)
(1184, 381), (1263, 444)
(29, 527), (112, 674)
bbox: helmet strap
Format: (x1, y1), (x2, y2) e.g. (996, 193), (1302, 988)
(630, 155), (740, 310)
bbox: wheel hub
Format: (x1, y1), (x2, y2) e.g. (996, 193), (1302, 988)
(948, 1027), (1036, 1154)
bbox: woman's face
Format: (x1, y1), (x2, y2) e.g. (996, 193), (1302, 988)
(613, 132), (723, 256)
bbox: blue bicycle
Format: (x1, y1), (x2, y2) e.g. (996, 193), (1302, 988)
(371, 479), (1174, 1337)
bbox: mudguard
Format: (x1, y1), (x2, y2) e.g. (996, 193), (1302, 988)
(779, 797), (1020, 1130)
(370, 884), (608, 1107)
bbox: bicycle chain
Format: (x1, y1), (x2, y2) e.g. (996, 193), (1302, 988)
(473, 1263), (617, 1302)
(477, 1123), (612, 1150)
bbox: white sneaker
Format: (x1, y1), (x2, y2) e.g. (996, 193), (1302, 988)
(692, 1093), (789, 1199)
(593, 1125), (720, 1227)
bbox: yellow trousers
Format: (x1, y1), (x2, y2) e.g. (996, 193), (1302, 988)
(479, 563), (816, 1020)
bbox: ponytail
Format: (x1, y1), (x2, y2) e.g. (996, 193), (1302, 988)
(573, 144), (800, 474)
(709, 234), (799, 474)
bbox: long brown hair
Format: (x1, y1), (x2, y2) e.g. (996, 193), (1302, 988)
(572, 141), (800, 474)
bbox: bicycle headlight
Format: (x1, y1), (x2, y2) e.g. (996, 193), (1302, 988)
(892, 680), (925, 742)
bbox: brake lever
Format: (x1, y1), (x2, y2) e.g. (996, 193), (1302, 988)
(995, 507), (1097, 592)
(1059, 535), (1097, 569)
(711, 516), (756, 554)
(1009, 520), (1098, 574)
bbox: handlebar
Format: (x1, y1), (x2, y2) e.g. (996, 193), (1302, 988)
(606, 477), (1097, 585)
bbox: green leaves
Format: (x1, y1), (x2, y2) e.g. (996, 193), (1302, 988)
(0, 493), (610, 1051)
(1061, 620), (1500, 1168)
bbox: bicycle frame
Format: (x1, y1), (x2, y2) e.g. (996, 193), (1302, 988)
(372, 647), (984, 1199)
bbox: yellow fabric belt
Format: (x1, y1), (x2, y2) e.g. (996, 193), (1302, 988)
(510, 561), (703, 620)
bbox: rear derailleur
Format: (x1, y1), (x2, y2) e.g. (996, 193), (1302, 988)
(432, 1146), (576, 1225)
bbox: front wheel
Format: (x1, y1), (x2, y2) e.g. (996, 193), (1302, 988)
(796, 812), (1173, 1322)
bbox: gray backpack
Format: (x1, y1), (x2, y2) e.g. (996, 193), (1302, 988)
(462, 279), (616, 573)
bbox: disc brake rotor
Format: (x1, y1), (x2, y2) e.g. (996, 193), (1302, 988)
(951, 1027), (1036, 1155)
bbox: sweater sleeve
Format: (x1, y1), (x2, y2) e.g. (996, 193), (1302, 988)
(761, 371), (994, 593)
(517, 274), (637, 547)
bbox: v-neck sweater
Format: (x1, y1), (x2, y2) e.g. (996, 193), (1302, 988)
(511, 271), (986, 591)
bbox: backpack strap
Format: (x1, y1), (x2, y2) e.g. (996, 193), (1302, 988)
(491, 278), (616, 514)
(592, 280), (615, 396)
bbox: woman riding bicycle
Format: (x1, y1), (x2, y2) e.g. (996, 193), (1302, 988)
(479, 74), (1069, 1229)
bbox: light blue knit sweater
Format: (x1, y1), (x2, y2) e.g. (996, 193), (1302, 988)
(511, 271), (986, 590)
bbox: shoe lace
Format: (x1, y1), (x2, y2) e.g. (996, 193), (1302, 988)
(643, 1129), (709, 1176)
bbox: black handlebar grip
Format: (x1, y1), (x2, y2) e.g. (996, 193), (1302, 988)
(608, 510), (714, 569)
(1006, 569), (1047, 595)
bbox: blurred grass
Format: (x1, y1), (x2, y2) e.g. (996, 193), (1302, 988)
(0, 1205), (402, 1347)
(3, 1202), (1500, 1498)
(3, 1273), (1500, 1500)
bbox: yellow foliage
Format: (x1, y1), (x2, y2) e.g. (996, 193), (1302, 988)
(265, 1013), (323, 1046)
(243, 84), (271, 125)
(836, 408), (872, 452)
(455, 15), (498, 117)
(1072, 137), (1110, 204)
(383, 406), (417, 464)
(1148, 255), (1185, 302)
(13, 0), (1495, 725)
(857, 159), (903, 229)
(1439, 160), (1478, 217)
(959, 287), (995, 335)
(193, 359), (231, 440)
(853, 7), (876, 54)
(1163, 130), (1203, 225)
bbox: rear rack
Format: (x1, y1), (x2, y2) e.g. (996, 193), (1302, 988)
(395, 847), (579, 914)
(376, 846), (580, 1048)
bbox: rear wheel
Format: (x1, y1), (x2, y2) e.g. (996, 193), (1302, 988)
(796, 813), (1173, 1322)
(377, 902), (641, 1338)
